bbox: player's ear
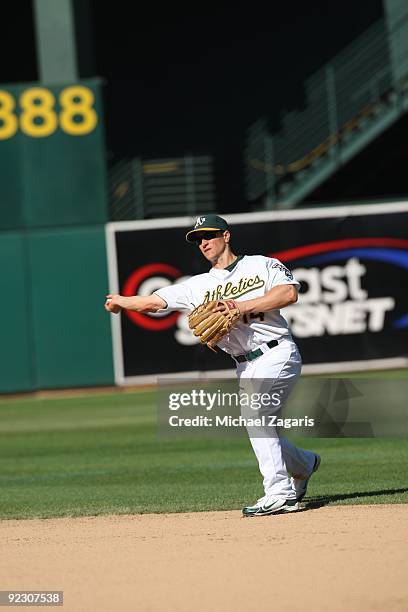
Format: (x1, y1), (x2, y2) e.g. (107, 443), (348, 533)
(224, 230), (230, 243)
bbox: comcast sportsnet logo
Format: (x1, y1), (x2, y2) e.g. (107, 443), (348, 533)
(271, 238), (408, 338)
(122, 263), (182, 331)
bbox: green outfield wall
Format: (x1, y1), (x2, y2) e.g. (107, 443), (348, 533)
(0, 78), (114, 393)
(0, 79), (107, 230)
(0, 226), (114, 393)
(0, 233), (34, 392)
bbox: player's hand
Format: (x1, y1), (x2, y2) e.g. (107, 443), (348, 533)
(105, 294), (122, 314)
(214, 300), (238, 315)
(214, 300), (249, 317)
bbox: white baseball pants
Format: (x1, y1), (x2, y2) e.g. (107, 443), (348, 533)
(236, 337), (316, 499)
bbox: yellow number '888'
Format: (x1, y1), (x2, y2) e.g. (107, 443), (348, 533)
(0, 85), (98, 139)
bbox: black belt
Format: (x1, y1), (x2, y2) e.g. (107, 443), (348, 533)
(234, 339), (279, 364)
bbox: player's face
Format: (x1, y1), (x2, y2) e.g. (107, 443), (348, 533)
(193, 230), (230, 262)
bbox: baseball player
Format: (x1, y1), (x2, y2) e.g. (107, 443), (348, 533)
(105, 214), (320, 516)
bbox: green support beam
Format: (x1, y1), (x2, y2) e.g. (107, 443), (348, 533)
(33, 0), (78, 83)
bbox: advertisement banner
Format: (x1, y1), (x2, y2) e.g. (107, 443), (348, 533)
(106, 203), (408, 383)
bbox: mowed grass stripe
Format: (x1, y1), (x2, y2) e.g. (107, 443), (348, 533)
(0, 376), (407, 519)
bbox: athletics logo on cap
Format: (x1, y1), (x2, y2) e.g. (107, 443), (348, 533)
(186, 214), (230, 242)
(194, 217), (206, 228)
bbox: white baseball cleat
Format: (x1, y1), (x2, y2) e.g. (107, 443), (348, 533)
(292, 453), (321, 502)
(242, 495), (299, 517)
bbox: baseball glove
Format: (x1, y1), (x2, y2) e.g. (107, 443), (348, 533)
(188, 300), (241, 351)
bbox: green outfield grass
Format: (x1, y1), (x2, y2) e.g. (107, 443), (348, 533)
(0, 371), (407, 519)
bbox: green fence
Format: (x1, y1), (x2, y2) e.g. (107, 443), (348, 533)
(0, 79), (108, 230)
(0, 78), (114, 393)
(0, 233), (34, 392)
(0, 226), (114, 393)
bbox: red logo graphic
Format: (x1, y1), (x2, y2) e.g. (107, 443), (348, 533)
(122, 263), (181, 331)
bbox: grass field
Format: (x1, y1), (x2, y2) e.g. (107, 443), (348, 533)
(0, 371), (407, 519)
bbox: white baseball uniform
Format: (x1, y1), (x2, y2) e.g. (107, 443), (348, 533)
(155, 254), (316, 499)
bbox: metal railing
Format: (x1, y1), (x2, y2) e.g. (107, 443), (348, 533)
(245, 15), (405, 206)
(109, 155), (216, 220)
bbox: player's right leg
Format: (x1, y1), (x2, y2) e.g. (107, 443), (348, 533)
(238, 339), (302, 515)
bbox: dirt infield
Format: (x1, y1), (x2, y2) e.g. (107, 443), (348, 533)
(1, 505), (407, 612)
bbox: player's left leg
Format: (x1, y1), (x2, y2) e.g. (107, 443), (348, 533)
(280, 437), (316, 482)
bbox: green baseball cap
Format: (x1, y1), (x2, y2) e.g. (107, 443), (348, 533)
(185, 214), (230, 243)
